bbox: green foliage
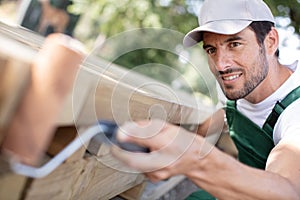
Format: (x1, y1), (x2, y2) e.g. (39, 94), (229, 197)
(72, 0), (207, 97)
(265, 0), (300, 33)
(72, 0), (300, 45)
(72, 0), (197, 35)
(71, 0), (300, 102)
(72, 0), (198, 47)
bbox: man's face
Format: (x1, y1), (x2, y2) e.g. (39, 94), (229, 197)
(202, 27), (269, 100)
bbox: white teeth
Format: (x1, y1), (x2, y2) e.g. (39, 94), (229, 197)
(223, 74), (240, 81)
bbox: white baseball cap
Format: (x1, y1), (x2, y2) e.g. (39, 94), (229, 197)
(183, 0), (275, 47)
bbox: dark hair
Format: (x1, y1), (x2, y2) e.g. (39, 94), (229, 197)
(249, 21), (279, 57)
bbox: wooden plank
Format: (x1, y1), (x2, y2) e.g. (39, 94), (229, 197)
(0, 55), (7, 76)
(47, 126), (77, 156)
(0, 173), (27, 200)
(0, 21), (44, 51)
(24, 156), (144, 200)
(70, 157), (144, 200)
(120, 182), (147, 200)
(0, 53), (31, 145)
(0, 58), (31, 123)
(140, 175), (186, 200)
(25, 125), (145, 199)
(56, 71), (94, 126)
(0, 22), (38, 144)
(74, 59), (214, 126)
(24, 159), (86, 200)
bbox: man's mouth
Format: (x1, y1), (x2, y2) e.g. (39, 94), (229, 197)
(222, 73), (242, 81)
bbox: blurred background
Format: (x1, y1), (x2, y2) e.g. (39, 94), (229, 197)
(0, 0), (300, 105)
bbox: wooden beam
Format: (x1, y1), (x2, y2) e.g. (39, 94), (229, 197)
(0, 173), (27, 200)
(0, 43), (31, 145)
(72, 57), (214, 126)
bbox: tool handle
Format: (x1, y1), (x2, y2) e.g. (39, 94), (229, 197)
(97, 120), (150, 153)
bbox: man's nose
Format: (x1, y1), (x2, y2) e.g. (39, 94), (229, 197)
(214, 51), (231, 72)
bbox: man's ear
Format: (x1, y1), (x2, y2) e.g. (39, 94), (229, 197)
(264, 27), (279, 56)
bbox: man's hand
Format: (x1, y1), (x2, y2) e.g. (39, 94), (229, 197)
(111, 119), (215, 182)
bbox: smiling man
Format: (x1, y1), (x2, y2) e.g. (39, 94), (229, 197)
(112, 0), (300, 199)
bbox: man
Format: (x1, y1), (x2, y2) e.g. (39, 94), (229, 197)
(112, 0), (300, 199)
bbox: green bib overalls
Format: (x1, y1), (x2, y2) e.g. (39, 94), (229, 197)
(186, 86), (300, 199)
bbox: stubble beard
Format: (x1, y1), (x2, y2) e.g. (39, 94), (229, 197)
(221, 48), (269, 100)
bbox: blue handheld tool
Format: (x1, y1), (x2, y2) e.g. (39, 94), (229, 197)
(95, 120), (150, 153)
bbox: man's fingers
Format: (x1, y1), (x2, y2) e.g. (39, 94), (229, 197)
(118, 119), (167, 140)
(111, 145), (172, 172)
(117, 119), (169, 149)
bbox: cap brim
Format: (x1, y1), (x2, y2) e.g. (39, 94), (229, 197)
(183, 20), (252, 47)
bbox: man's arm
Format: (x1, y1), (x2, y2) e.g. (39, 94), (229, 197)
(187, 136), (300, 199)
(196, 108), (225, 137)
(111, 120), (300, 200)
(196, 108), (238, 157)
(265, 134), (300, 196)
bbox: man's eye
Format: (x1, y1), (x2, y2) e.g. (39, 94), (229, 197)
(229, 42), (241, 48)
(206, 48), (216, 54)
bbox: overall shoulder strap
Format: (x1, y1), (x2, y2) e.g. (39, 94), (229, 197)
(263, 85), (300, 135)
(225, 100), (236, 126)
(226, 100), (236, 108)
(226, 99), (274, 169)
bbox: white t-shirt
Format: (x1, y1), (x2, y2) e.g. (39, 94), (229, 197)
(236, 60), (300, 145)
